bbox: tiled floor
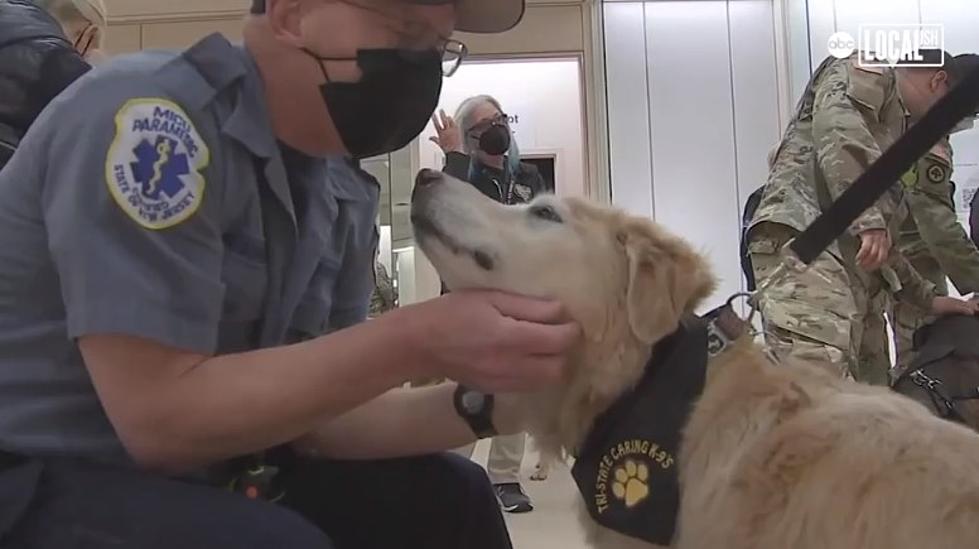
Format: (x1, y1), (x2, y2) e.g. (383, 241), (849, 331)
(469, 441), (589, 549)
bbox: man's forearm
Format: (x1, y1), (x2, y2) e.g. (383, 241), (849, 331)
(102, 308), (429, 472)
(294, 384), (525, 460)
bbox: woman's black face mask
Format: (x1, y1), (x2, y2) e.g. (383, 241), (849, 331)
(306, 48), (444, 159)
(477, 124), (511, 156)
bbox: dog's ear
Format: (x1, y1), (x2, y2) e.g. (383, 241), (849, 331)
(621, 224), (716, 344)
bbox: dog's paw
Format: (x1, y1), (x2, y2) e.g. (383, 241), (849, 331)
(612, 459), (649, 508)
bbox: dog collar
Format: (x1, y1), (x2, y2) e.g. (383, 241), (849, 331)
(706, 295), (752, 358)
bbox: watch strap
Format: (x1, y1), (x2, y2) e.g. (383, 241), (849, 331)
(453, 385), (498, 439)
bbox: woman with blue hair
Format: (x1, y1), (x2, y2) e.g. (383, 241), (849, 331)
(430, 95), (546, 515)
(431, 95), (545, 206)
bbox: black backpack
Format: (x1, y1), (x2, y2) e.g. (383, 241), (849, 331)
(892, 314), (979, 431)
(740, 187), (766, 292)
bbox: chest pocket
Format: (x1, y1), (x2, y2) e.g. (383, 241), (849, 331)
(287, 196), (377, 341)
(219, 230), (268, 352)
(329, 221), (377, 330)
(290, 254), (342, 339)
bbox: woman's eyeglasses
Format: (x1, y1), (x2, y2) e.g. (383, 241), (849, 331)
(468, 113), (509, 136)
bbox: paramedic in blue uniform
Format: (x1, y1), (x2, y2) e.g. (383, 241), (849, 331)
(0, 1), (582, 548)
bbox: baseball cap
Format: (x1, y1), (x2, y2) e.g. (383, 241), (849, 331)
(949, 53), (979, 114)
(250, 0), (526, 34)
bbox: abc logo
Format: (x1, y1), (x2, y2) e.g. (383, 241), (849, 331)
(827, 32), (856, 59)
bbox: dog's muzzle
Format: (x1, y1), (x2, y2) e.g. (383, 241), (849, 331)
(409, 169), (496, 272)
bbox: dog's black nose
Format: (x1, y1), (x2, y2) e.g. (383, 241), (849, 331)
(415, 169), (442, 188)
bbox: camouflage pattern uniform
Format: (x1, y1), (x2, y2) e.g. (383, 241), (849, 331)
(889, 138), (979, 376)
(368, 260), (397, 319)
(747, 53), (937, 385)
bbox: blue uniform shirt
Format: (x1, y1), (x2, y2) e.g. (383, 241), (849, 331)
(0, 34), (378, 464)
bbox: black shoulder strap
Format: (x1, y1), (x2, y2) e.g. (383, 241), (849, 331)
(789, 64), (979, 265)
(740, 188), (765, 291)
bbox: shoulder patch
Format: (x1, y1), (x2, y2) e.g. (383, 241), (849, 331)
(104, 98), (210, 230)
(926, 163), (948, 184)
(900, 165), (918, 188)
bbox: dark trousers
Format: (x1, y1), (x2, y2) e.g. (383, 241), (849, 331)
(0, 453), (512, 549)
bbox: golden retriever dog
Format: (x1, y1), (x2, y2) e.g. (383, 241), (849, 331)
(410, 169), (979, 549)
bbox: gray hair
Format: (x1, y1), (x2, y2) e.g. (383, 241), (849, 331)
(35, 0), (106, 29)
(453, 94), (505, 154)
(452, 94), (521, 174)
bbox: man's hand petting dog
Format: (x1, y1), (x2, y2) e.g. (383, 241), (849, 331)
(930, 295), (979, 316)
(409, 290), (581, 394)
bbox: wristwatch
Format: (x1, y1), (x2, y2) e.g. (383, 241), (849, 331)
(453, 385), (498, 439)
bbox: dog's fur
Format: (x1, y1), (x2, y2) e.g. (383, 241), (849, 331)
(411, 171), (979, 549)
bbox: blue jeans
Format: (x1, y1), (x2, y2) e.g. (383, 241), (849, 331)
(0, 453), (512, 549)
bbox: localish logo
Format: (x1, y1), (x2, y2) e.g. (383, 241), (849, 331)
(828, 24), (944, 68)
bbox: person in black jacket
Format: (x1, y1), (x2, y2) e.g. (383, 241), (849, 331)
(429, 94), (545, 514)
(0, 0), (100, 169)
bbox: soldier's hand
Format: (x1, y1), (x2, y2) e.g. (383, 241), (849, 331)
(855, 229), (890, 271)
(930, 296), (979, 316)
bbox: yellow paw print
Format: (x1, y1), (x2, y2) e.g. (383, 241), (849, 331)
(611, 459), (649, 508)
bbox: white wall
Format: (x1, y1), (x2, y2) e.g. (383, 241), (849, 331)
(417, 58), (587, 198)
(603, 0), (784, 312)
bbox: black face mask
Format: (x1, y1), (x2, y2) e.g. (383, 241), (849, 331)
(478, 124), (511, 156)
(308, 48), (443, 159)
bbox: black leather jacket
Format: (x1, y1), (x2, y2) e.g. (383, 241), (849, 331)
(0, 0), (90, 168)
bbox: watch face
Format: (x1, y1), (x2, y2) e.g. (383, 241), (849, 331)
(461, 391), (486, 414)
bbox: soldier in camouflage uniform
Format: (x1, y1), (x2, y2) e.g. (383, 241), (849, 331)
(891, 133), (979, 377)
(747, 51), (979, 385)
(368, 258), (397, 318)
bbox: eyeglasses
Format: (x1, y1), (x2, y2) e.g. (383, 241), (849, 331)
(441, 38), (467, 77)
(337, 0), (467, 76)
(468, 112), (509, 136)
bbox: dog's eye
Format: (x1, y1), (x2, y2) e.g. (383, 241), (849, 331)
(530, 205), (563, 223)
